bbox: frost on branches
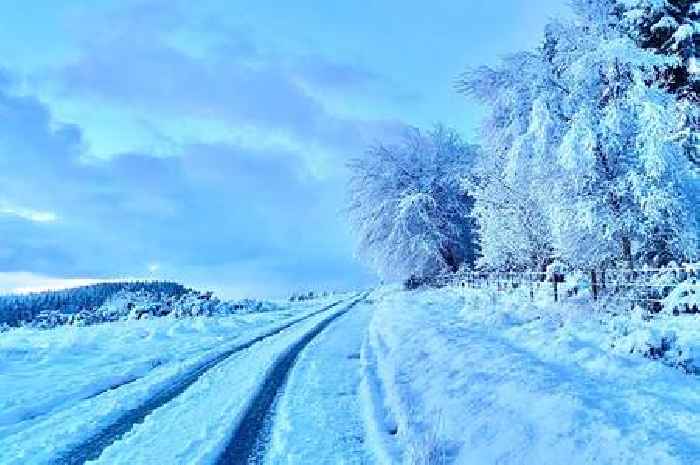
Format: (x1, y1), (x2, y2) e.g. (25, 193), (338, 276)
(616, 0), (700, 169)
(615, 0), (699, 99)
(345, 0), (697, 279)
(346, 127), (478, 280)
(459, 50), (560, 271)
(460, 0), (699, 271)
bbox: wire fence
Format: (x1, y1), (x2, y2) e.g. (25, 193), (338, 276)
(428, 265), (700, 311)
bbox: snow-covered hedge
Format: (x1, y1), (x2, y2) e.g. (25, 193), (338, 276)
(12, 289), (285, 331)
(609, 311), (700, 374)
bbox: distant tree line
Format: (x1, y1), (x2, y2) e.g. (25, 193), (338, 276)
(0, 281), (190, 327)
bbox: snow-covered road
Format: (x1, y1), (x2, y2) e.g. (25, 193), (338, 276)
(262, 297), (374, 465)
(0, 293), (374, 465)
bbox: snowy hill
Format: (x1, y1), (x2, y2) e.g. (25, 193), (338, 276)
(0, 282), (190, 329)
(0, 282), (287, 331)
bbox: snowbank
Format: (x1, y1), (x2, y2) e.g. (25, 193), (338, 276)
(364, 286), (700, 464)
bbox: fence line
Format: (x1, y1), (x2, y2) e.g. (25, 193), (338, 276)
(428, 266), (699, 310)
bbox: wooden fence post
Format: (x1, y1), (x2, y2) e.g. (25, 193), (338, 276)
(591, 270), (598, 301)
(553, 275), (559, 302)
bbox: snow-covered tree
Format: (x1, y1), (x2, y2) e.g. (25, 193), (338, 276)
(615, 0), (698, 99)
(346, 126), (478, 280)
(615, 0), (699, 169)
(459, 28), (573, 271)
(460, 0), (699, 270)
(557, 0), (699, 267)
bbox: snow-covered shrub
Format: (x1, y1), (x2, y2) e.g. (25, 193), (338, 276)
(98, 290), (284, 322)
(607, 304), (700, 374)
(289, 291), (328, 302)
(661, 263), (699, 314)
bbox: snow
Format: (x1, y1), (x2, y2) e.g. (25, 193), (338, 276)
(4, 279), (700, 465)
(265, 299), (374, 464)
(671, 24), (696, 48)
(88, 300), (355, 465)
(0, 295), (348, 464)
(364, 286), (700, 464)
(651, 16), (679, 33)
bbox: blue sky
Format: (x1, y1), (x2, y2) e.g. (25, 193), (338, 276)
(0, 0), (569, 297)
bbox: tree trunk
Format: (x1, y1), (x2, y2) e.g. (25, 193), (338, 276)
(621, 236), (633, 269)
(591, 270), (598, 301)
(440, 246), (460, 273)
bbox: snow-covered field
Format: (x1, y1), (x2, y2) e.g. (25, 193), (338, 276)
(363, 286), (700, 465)
(0, 294), (354, 464)
(88, 297), (361, 465)
(3, 284), (699, 465)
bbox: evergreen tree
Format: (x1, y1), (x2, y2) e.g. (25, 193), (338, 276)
(616, 0), (699, 169)
(0, 281), (190, 327)
(616, 0), (698, 99)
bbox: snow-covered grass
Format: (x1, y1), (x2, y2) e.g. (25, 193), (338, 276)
(0, 295), (343, 453)
(363, 285), (700, 464)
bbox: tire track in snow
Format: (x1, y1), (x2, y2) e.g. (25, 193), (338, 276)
(0, 366), (155, 439)
(215, 293), (369, 465)
(82, 371), (153, 401)
(51, 297), (353, 465)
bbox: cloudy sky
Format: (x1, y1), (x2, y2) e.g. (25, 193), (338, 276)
(0, 0), (568, 297)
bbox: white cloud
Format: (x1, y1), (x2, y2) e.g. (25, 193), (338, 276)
(0, 203), (58, 223)
(0, 272), (113, 294)
(147, 262), (161, 274)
